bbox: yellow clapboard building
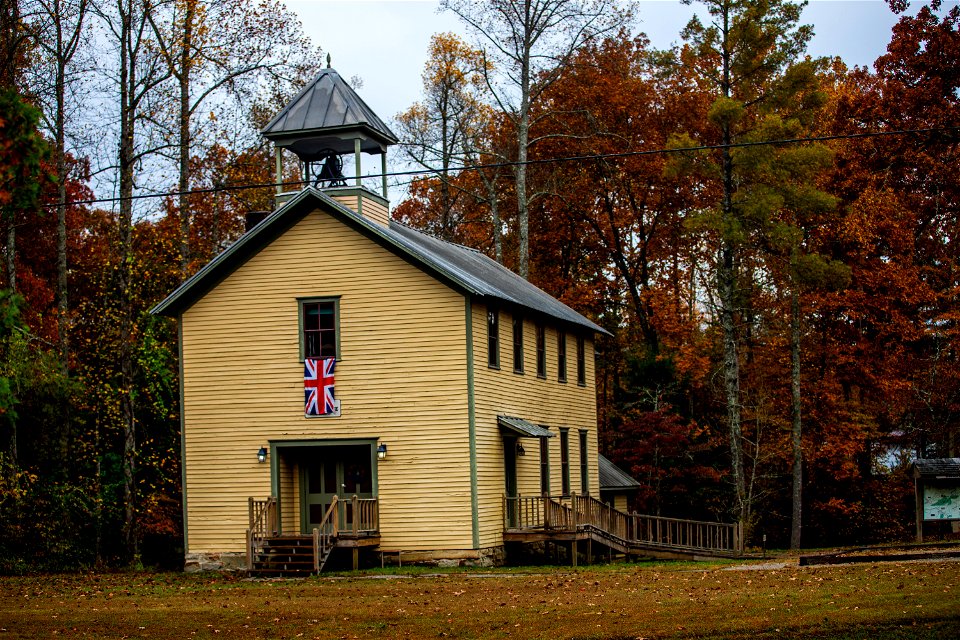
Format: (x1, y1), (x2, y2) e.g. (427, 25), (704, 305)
(153, 67), (611, 573)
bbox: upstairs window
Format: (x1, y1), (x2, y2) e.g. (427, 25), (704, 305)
(487, 307), (499, 368)
(576, 335), (586, 386)
(536, 324), (546, 378)
(512, 314), (524, 373)
(557, 331), (567, 383)
(301, 299), (339, 360)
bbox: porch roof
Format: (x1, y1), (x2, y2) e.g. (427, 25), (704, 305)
(498, 415), (554, 439)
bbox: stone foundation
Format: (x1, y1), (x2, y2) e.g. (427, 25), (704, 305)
(377, 545), (506, 569)
(183, 546), (507, 573)
(183, 551), (247, 573)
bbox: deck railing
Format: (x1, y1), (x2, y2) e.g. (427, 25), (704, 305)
(631, 513), (742, 554)
(246, 496), (278, 570)
(342, 495), (379, 535)
(573, 494), (631, 541)
(504, 493), (743, 555)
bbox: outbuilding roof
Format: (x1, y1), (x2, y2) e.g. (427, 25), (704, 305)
(261, 68), (398, 158)
(598, 454), (641, 491)
(913, 458), (960, 480)
(151, 188), (608, 337)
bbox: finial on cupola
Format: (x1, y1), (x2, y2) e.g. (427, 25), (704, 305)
(260, 63), (399, 226)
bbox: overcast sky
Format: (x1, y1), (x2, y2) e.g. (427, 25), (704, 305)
(284, 0), (942, 127)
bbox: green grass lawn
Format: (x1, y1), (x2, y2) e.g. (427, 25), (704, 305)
(1, 559), (957, 639)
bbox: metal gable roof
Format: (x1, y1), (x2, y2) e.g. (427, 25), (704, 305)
(151, 189), (608, 337)
(598, 454), (641, 491)
(261, 68), (398, 153)
(388, 223), (607, 334)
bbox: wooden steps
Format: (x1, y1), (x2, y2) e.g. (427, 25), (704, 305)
(249, 535), (327, 576)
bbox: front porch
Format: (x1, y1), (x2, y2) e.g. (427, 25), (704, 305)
(247, 495), (380, 575)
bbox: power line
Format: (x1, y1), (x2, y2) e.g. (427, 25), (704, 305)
(39, 125), (959, 210)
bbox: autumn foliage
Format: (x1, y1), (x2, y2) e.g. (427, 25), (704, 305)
(397, 1), (960, 547)
(0, 0), (957, 571)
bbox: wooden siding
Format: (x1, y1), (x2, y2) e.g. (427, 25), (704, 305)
(471, 303), (600, 548)
(329, 191), (389, 227)
(180, 208), (471, 554)
(279, 459), (297, 533)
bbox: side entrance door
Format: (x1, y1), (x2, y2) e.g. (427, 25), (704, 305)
(504, 437), (518, 528)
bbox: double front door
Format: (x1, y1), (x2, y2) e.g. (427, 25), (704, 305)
(301, 445), (373, 534)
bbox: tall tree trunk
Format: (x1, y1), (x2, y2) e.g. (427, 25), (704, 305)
(478, 168), (502, 264)
(118, 0), (138, 563)
(515, 126), (529, 278)
(718, 2), (747, 525)
(490, 197), (502, 264)
(177, 0), (194, 279)
(515, 4), (531, 279)
(790, 280), (803, 549)
(56, 98), (69, 377)
(719, 240), (745, 523)
(55, 56), (71, 471)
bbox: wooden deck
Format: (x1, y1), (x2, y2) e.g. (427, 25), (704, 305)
(504, 494), (744, 563)
(245, 493), (743, 574)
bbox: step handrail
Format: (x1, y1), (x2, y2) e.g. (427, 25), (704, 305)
(313, 496), (340, 572)
(246, 496), (277, 570)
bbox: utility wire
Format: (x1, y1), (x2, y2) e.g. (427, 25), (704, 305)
(38, 125), (960, 210)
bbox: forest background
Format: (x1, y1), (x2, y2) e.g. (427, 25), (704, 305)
(0, 0), (957, 571)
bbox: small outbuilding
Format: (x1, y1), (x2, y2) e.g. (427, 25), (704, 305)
(598, 454), (641, 512)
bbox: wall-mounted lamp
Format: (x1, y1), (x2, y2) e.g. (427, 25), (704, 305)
(516, 442), (526, 457)
(257, 447), (268, 464)
(377, 443), (388, 460)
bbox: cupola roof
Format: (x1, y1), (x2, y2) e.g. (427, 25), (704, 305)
(261, 67), (398, 161)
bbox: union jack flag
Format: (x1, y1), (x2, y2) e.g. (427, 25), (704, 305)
(304, 357), (337, 416)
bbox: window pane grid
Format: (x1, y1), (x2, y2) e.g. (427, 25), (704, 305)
(303, 301), (337, 359)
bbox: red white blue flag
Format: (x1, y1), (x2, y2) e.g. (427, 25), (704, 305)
(305, 357), (337, 416)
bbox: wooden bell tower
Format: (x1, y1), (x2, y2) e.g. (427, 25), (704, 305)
(262, 58), (398, 225)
